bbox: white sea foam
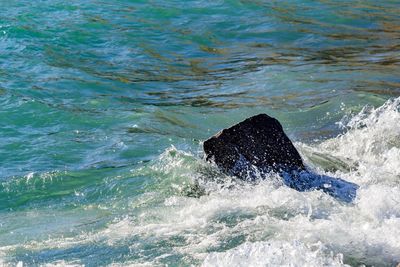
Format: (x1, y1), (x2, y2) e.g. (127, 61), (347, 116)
(318, 97), (400, 184)
(1, 98), (400, 266)
(153, 97), (400, 266)
(202, 240), (348, 267)
(0, 252), (7, 267)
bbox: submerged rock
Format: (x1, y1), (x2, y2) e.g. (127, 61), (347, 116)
(203, 113), (358, 202)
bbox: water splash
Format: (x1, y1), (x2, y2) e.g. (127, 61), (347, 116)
(319, 97), (400, 185)
(202, 240), (348, 267)
(2, 98), (400, 266)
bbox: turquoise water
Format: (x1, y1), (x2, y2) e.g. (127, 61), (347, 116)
(1, 0), (400, 266)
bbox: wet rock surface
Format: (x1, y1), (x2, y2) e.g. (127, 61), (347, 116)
(203, 113), (358, 202)
(203, 114), (305, 176)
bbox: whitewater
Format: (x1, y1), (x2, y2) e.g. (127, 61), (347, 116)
(1, 98), (399, 266)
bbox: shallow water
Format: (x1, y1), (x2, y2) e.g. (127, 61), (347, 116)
(1, 0), (400, 266)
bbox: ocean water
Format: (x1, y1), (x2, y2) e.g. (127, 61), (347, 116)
(1, 0), (400, 266)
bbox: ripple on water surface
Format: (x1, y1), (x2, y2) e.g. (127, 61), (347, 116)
(0, 0), (400, 266)
(0, 98), (399, 266)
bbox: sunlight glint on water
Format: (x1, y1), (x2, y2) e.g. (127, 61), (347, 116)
(0, 0), (399, 266)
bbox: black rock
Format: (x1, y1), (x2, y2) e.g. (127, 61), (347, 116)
(203, 114), (305, 177)
(203, 113), (359, 202)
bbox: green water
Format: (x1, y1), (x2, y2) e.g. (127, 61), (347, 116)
(1, 1), (400, 266)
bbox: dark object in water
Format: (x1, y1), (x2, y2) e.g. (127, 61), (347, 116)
(203, 114), (358, 202)
(204, 114), (305, 175)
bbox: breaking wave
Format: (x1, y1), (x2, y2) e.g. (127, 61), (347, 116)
(1, 98), (400, 266)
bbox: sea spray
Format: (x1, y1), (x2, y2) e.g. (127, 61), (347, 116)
(2, 99), (400, 266)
